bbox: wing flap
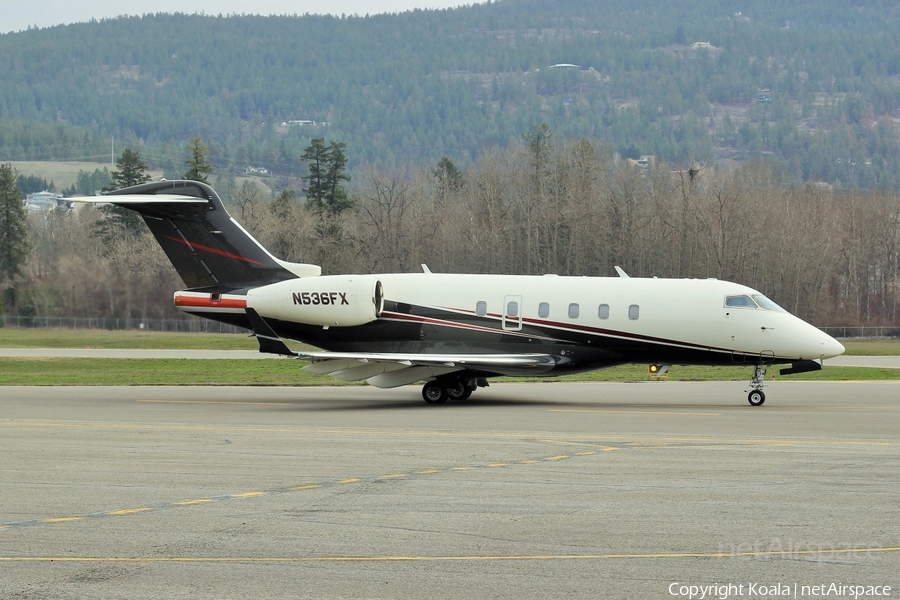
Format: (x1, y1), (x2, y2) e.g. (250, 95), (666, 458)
(330, 361), (410, 381)
(367, 366), (462, 388)
(297, 351), (557, 387)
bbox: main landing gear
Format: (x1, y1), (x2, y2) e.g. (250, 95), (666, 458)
(746, 364), (766, 406)
(421, 377), (483, 404)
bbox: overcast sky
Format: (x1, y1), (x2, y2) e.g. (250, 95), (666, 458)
(2, 0), (475, 34)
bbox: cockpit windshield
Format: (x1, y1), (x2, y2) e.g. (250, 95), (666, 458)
(752, 294), (785, 312)
(724, 294), (786, 311)
(724, 295), (758, 308)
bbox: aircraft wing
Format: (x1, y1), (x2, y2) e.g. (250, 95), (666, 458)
(245, 307), (555, 388)
(297, 351), (557, 388)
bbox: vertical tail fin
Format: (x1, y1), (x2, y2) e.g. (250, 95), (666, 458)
(97, 180), (319, 287)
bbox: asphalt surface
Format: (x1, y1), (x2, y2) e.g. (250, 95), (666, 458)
(1, 381), (898, 599)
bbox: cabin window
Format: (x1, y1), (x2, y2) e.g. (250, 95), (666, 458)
(506, 301), (519, 318)
(568, 303), (580, 319)
(725, 295), (758, 309)
(476, 301), (487, 317)
(752, 294), (785, 311)
(628, 304), (640, 320)
(538, 302), (550, 318)
(598, 304), (609, 319)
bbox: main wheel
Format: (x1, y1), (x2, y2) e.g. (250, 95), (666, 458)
(447, 381), (473, 401)
(748, 390), (766, 406)
(422, 382), (448, 404)
(446, 380), (472, 401)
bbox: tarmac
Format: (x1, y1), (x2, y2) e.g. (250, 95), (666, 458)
(1, 380), (898, 598)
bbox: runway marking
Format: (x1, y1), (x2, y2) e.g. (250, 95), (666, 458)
(3, 546), (900, 562)
(542, 440), (622, 452)
(1, 447), (614, 532)
(549, 409), (722, 416)
(138, 400), (292, 407)
(3, 421), (899, 447)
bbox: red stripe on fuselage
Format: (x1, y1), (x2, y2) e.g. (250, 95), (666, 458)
(163, 235), (268, 267)
(174, 296), (248, 310)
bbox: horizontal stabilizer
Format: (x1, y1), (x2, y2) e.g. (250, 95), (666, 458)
(71, 195), (208, 205)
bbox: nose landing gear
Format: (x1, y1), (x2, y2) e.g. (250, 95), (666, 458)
(746, 364), (767, 406)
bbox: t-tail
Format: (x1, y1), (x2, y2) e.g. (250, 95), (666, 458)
(76, 180), (319, 329)
(100, 180), (319, 288)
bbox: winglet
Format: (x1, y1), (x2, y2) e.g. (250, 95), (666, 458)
(245, 308), (297, 356)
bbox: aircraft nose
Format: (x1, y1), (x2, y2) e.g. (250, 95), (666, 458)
(819, 332), (845, 359)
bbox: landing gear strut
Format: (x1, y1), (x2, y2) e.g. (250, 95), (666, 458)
(746, 364), (766, 406)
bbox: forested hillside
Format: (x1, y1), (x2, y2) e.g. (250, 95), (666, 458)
(1, 0), (900, 187)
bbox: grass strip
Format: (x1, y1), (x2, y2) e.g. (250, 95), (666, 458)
(1, 328), (898, 355)
(0, 329), (314, 351)
(1, 358), (898, 386)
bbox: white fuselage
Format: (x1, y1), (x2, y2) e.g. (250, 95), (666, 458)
(231, 272), (844, 366)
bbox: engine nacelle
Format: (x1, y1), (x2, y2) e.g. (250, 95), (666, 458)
(246, 275), (384, 327)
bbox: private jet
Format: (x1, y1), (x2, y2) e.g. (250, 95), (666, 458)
(78, 180), (845, 405)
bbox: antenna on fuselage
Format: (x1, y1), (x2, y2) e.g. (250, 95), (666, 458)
(614, 266), (630, 278)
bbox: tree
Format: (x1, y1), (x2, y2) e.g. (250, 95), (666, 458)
(432, 156), (464, 202)
(301, 138), (327, 206)
(301, 138), (352, 214)
(183, 137), (213, 183)
(0, 163), (30, 314)
(95, 149), (153, 241)
(111, 148), (152, 189)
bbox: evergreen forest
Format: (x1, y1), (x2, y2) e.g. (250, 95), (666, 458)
(1, 0), (900, 187)
(2, 1), (900, 327)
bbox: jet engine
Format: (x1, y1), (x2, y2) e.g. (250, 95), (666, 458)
(246, 275), (384, 327)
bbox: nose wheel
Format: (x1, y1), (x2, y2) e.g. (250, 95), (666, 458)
(746, 364), (767, 406)
(747, 389), (766, 406)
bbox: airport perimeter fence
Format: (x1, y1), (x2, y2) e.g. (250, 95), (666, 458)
(0, 316), (248, 334)
(818, 326), (900, 339)
(0, 316), (898, 339)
